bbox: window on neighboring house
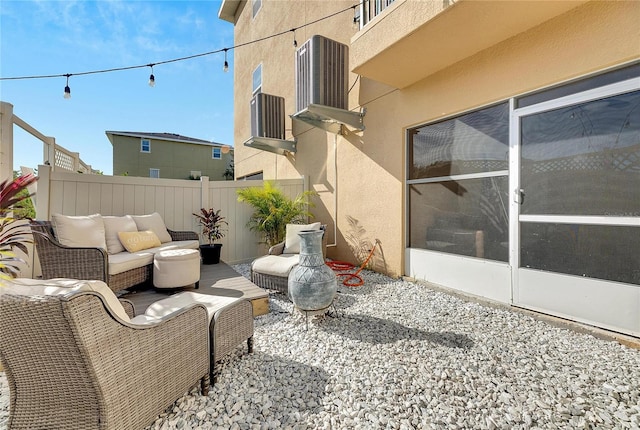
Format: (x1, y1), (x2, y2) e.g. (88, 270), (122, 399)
(149, 168), (160, 178)
(212, 147), (222, 159)
(252, 64), (262, 95)
(141, 139), (151, 153)
(252, 0), (261, 18)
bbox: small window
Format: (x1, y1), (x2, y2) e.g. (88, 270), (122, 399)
(252, 64), (262, 95)
(141, 139), (151, 153)
(252, 0), (261, 18)
(212, 147), (222, 159)
(149, 168), (159, 178)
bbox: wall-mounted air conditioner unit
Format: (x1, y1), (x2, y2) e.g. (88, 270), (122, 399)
(295, 35), (348, 113)
(251, 93), (285, 139)
(245, 93), (296, 155)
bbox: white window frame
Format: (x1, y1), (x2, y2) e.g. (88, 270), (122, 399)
(149, 168), (159, 178)
(252, 0), (262, 18)
(252, 64), (262, 95)
(140, 139), (151, 153)
(212, 147), (222, 159)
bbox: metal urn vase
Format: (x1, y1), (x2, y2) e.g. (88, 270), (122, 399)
(288, 229), (337, 312)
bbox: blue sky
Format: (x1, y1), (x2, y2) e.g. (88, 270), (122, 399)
(1, 0), (235, 175)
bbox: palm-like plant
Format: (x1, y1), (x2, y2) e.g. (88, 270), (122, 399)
(237, 181), (317, 247)
(1, 173), (38, 279)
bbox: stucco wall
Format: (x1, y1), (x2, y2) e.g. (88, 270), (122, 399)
(229, 0), (640, 277)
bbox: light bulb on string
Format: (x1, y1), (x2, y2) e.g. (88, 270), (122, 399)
(292, 29), (297, 48)
(352, 7), (360, 30)
(223, 49), (229, 73)
(148, 64), (155, 87)
(63, 74), (71, 99)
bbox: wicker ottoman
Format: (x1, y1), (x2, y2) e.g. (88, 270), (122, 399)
(145, 292), (254, 382)
(153, 249), (200, 289)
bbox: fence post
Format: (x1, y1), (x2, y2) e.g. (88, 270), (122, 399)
(36, 164), (51, 221)
(44, 137), (56, 170)
(0, 101), (14, 185)
(72, 152), (80, 172)
(200, 176), (210, 209)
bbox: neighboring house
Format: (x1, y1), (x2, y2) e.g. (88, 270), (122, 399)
(219, 1), (640, 337)
(106, 131), (234, 180)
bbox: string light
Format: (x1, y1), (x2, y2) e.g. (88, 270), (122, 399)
(353, 7), (360, 30)
(148, 64), (155, 87)
(63, 74), (71, 99)
(0, 1), (363, 97)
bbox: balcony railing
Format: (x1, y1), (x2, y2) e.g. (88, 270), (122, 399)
(359, 0), (395, 28)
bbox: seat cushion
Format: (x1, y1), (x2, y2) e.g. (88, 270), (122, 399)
(102, 215), (137, 254)
(108, 251), (155, 276)
(51, 213), (107, 249)
(107, 240), (199, 275)
(0, 278), (130, 322)
(251, 254), (300, 277)
(145, 291), (240, 322)
(283, 222), (321, 254)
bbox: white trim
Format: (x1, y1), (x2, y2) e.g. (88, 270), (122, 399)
(516, 269), (640, 337)
(508, 97), (519, 303)
(514, 77), (640, 116)
(519, 215), (639, 227)
(149, 168), (160, 178)
(407, 170), (508, 185)
(212, 147), (222, 159)
(140, 139), (151, 153)
(252, 64), (262, 95)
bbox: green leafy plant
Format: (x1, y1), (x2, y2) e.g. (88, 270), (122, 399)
(237, 181), (317, 247)
(192, 208), (227, 245)
(1, 173), (38, 279)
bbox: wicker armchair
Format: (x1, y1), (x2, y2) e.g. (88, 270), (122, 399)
(0, 278), (210, 430)
(251, 224), (327, 294)
(31, 220), (199, 292)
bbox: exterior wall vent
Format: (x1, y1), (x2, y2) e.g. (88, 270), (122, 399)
(295, 35), (348, 113)
(251, 93), (285, 139)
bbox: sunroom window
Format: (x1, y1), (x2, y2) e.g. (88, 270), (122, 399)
(407, 102), (510, 261)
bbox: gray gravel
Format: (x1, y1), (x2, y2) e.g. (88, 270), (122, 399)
(1, 265), (639, 429)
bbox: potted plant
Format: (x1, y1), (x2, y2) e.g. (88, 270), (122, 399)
(192, 208), (227, 264)
(237, 181), (317, 247)
(1, 173), (38, 280)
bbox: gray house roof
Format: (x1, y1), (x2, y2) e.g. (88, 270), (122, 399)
(105, 131), (231, 149)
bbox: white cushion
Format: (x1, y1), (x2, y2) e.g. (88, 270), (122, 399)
(283, 222), (321, 254)
(0, 277), (130, 322)
(107, 240), (199, 275)
(102, 215), (137, 254)
(145, 291), (239, 322)
(52, 213), (107, 249)
(251, 254), (300, 277)
(131, 212), (172, 243)
(108, 251), (155, 276)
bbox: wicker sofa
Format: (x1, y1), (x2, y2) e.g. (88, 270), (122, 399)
(0, 278), (210, 430)
(31, 214), (199, 293)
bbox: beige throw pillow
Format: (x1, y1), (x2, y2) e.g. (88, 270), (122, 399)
(103, 215), (138, 254)
(51, 213), (107, 249)
(118, 231), (162, 253)
(131, 212), (172, 243)
(283, 222), (321, 254)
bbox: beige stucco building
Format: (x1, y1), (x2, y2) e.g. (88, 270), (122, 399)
(220, 0), (640, 337)
(107, 131), (233, 180)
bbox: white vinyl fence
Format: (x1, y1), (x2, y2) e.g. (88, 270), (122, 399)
(22, 164), (306, 277)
